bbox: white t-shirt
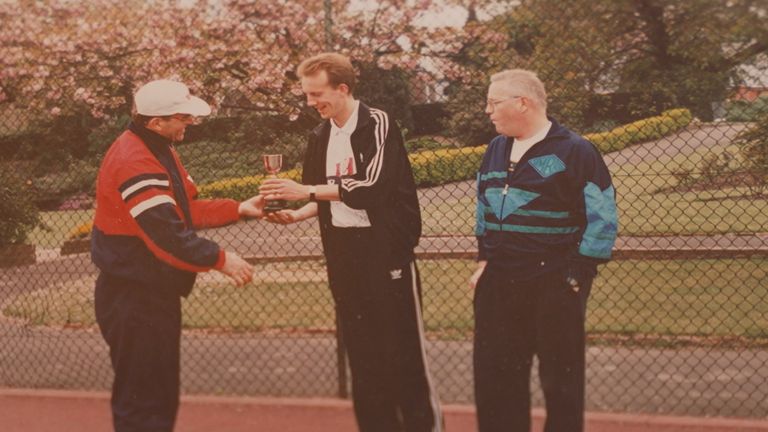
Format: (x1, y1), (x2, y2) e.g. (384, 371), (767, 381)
(510, 121), (552, 166)
(326, 100), (371, 227)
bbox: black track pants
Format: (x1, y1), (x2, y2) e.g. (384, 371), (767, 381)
(325, 227), (442, 432)
(95, 273), (182, 432)
(473, 264), (592, 432)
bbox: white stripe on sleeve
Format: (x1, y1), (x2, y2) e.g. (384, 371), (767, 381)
(121, 179), (170, 200)
(129, 195), (177, 218)
(342, 109), (389, 192)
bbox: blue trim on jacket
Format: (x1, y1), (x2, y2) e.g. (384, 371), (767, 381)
(475, 117), (618, 277)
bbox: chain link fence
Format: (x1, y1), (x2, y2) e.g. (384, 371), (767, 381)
(1, 0), (767, 419)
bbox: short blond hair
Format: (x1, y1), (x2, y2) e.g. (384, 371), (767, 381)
(490, 69), (547, 110)
(297, 52), (356, 94)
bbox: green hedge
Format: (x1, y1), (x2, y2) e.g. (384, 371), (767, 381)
(199, 108), (693, 199)
(585, 108), (692, 153)
(725, 96), (768, 122)
(409, 147), (486, 187)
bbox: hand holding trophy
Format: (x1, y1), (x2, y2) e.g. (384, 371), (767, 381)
(262, 154), (286, 213)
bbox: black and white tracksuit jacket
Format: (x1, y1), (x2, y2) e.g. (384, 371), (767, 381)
(301, 102), (422, 268)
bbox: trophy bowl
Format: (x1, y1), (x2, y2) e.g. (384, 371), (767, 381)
(262, 154), (286, 213)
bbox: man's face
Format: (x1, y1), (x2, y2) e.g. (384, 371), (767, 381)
(151, 114), (197, 142)
(300, 70), (350, 121)
(486, 81), (525, 138)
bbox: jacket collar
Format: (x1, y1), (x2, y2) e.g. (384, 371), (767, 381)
(128, 121), (173, 149)
(544, 116), (570, 140)
(311, 101), (372, 137)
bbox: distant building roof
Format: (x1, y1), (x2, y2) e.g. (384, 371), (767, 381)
(737, 54), (768, 88)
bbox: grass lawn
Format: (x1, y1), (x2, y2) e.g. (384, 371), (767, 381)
(4, 258), (766, 343)
(419, 145), (768, 236)
(611, 146), (768, 235)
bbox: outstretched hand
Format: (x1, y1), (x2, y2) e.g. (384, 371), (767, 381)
(239, 194), (265, 219)
(264, 209), (300, 225)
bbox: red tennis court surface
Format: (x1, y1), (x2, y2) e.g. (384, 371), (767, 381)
(2, 389), (767, 432)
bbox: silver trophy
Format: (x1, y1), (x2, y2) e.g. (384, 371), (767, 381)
(262, 154), (286, 213)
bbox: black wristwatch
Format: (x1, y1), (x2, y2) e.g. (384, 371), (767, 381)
(308, 185), (317, 202)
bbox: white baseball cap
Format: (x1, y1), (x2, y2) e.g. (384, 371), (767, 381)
(134, 79), (211, 117)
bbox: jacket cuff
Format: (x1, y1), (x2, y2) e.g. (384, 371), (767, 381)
(213, 249), (226, 270)
(225, 200), (241, 222)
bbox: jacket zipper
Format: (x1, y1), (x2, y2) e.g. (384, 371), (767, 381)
(499, 184), (509, 220)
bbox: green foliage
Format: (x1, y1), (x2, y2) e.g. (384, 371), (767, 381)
(726, 96), (768, 122)
(355, 63), (415, 134)
(197, 109), (692, 199)
(2, 109), (97, 169)
(198, 168), (303, 201)
(735, 113), (768, 196)
(404, 136), (449, 153)
(0, 108), (120, 208)
(587, 109), (693, 153)
(177, 134), (307, 187)
(409, 147), (487, 187)
(443, 80), (498, 147)
(0, 172), (41, 245)
(442, 17), (529, 146)
(31, 157), (100, 209)
(443, 0), (766, 131)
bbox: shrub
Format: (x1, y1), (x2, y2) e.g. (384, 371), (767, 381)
(0, 172), (41, 245)
(198, 168), (303, 201)
(32, 157), (99, 210)
(409, 146), (486, 187)
(725, 96), (768, 122)
(735, 112), (768, 196)
(404, 136), (449, 153)
(586, 109), (692, 153)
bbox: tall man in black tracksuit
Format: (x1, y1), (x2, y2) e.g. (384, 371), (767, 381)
(260, 53), (442, 432)
(470, 69), (618, 432)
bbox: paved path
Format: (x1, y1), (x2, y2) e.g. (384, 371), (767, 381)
(604, 122), (747, 165)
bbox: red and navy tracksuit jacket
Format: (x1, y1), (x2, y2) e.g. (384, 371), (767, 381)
(91, 123), (240, 297)
(475, 117), (618, 281)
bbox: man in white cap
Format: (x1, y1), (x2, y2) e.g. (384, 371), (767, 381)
(91, 79), (263, 431)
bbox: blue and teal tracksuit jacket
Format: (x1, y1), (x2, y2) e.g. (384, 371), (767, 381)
(475, 118), (618, 281)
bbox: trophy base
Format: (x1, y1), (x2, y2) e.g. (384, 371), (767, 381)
(264, 200), (286, 213)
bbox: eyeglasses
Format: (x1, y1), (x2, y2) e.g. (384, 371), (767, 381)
(486, 96), (522, 112)
(168, 114), (200, 125)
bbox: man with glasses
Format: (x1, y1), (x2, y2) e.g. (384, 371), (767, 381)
(471, 69), (618, 432)
(91, 79), (263, 431)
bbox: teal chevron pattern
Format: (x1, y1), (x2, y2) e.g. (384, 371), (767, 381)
(579, 183), (618, 258)
(484, 187), (540, 220)
(528, 154), (566, 178)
